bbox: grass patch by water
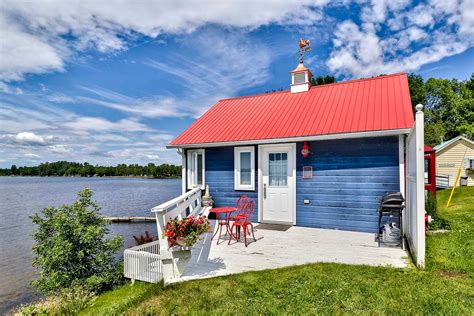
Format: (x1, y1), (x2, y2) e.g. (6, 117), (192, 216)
(79, 282), (162, 316)
(84, 187), (474, 315)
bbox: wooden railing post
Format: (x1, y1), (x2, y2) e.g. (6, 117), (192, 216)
(154, 208), (177, 280)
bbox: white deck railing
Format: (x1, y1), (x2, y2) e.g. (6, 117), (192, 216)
(124, 187), (210, 283)
(152, 187), (206, 238)
(124, 240), (161, 283)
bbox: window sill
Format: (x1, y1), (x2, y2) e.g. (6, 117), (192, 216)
(234, 186), (255, 191)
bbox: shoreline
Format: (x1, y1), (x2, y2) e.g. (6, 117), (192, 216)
(0, 175), (180, 180)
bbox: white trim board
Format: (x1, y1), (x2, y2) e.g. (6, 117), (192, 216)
(186, 149), (205, 190)
(399, 135), (405, 198)
(168, 128), (412, 149)
(234, 146), (256, 191)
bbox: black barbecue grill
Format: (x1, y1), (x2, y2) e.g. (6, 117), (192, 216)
(376, 192), (405, 246)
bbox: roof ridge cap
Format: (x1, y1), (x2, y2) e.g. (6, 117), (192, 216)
(218, 72), (407, 102)
(310, 72), (407, 89)
(219, 89), (290, 102)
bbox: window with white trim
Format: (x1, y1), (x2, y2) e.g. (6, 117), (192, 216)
(234, 146), (255, 190)
(187, 149), (205, 189)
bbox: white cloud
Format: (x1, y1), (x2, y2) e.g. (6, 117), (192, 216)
(0, 0), (328, 81)
(406, 4), (435, 28)
(104, 148), (162, 161)
(47, 94), (76, 103)
(0, 97), (180, 167)
(144, 29), (273, 116)
(146, 154), (160, 160)
(327, 0), (474, 78)
(64, 117), (152, 132)
(0, 16), (64, 81)
(24, 153), (41, 160)
(15, 132), (45, 144)
(23, 153), (41, 160)
(77, 95), (185, 118)
(8, 132), (48, 145)
(72, 29), (273, 119)
(48, 145), (71, 154)
(361, 0), (411, 24)
(453, 0), (474, 37)
(149, 134), (175, 142)
(0, 82), (23, 95)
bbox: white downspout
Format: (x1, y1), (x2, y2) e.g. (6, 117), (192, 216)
(177, 148), (186, 195)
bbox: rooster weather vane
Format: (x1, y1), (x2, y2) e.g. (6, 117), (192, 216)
(298, 38), (312, 63)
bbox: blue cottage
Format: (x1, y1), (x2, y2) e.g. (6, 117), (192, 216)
(168, 63), (415, 234)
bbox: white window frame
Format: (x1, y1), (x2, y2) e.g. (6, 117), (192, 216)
(187, 149), (205, 190)
(234, 146), (255, 191)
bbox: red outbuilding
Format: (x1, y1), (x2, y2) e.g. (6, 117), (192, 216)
(424, 145), (436, 196)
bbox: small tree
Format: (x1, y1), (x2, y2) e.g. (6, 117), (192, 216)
(425, 191), (438, 218)
(31, 188), (123, 295)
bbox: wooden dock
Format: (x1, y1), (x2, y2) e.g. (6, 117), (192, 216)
(105, 216), (156, 223)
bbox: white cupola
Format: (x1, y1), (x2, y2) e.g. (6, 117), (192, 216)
(290, 62), (312, 93)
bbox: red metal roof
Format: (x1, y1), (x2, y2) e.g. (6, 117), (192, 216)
(170, 73), (414, 147)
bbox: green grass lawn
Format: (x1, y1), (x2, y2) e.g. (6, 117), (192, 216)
(81, 187), (474, 315)
(426, 187), (474, 277)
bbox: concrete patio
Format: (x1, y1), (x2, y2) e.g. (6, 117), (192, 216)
(167, 222), (409, 284)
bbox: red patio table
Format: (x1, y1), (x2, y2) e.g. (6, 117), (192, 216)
(209, 207), (236, 244)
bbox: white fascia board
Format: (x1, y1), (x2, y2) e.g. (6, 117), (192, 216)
(434, 136), (474, 152)
(167, 128), (412, 149)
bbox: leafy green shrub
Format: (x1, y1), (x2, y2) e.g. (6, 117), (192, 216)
(428, 217), (452, 231)
(59, 285), (96, 314)
(16, 285), (95, 315)
(426, 191), (451, 230)
(31, 188), (124, 295)
(16, 303), (50, 316)
(426, 191), (438, 217)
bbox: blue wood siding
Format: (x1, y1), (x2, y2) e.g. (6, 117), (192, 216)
(296, 137), (400, 233)
(205, 146), (259, 222)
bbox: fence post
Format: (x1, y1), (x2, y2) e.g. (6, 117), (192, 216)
(154, 209), (176, 280)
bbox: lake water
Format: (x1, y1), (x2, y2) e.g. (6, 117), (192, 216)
(0, 177), (181, 313)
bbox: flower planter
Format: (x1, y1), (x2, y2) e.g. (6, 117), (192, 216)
(169, 245), (192, 259)
(161, 215), (212, 279)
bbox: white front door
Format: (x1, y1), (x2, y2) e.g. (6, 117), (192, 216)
(260, 144), (295, 224)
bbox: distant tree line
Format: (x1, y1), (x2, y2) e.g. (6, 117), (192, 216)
(0, 161), (181, 178)
(408, 73), (473, 147)
(311, 75), (336, 86)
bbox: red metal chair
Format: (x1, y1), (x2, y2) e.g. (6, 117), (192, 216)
(229, 195), (249, 222)
(228, 199), (256, 247)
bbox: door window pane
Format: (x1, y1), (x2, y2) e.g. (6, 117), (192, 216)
(269, 152), (287, 186)
(197, 153), (203, 185)
(240, 152), (251, 185)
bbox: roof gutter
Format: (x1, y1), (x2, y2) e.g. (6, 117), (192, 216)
(167, 128), (412, 149)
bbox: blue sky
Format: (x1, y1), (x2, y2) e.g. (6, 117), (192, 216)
(0, 0), (473, 168)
